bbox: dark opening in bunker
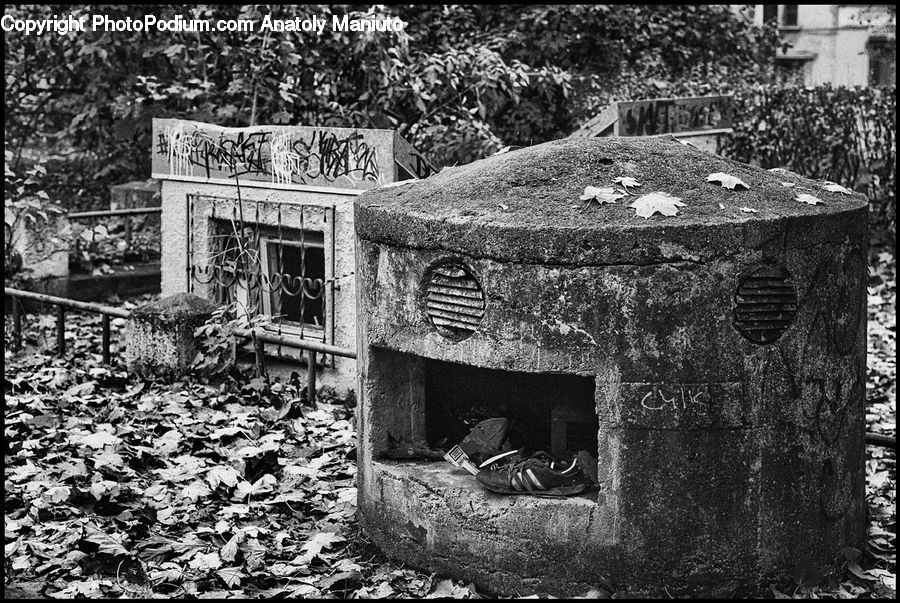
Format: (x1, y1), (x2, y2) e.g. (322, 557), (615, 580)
(424, 358), (597, 458)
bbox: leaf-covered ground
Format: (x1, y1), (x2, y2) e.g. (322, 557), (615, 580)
(4, 248), (896, 599)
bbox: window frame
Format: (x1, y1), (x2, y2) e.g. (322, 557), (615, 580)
(258, 231), (328, 338)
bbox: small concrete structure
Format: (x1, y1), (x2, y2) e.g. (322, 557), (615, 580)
(125, 293), (216, 379)
(354, 136), (867, 596)
(109, 178), (161, 210)
(152, 119), (432, 396)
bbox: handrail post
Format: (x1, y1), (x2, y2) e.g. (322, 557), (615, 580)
(124, 216), (133, 247)
(252, 330), (267, 380)
(12, 300), (22, 351)
(101, 315), (111, 364)
(307, 350), (317, 406)
(56, 306), (66, 356)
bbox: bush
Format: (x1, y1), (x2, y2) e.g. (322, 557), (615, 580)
(722, 85), (896, 238)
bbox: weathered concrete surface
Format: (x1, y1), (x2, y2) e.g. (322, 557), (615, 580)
(125, 293), (216, 380)
(354, 136), (868, 596)
(109, 179), (161, 210)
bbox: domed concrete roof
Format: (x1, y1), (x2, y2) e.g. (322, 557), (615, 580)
(355, 136), (867, 265)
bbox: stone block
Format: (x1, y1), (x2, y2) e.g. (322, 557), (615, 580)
(125, 293), (217, 379)
(109, 179), (161, 210)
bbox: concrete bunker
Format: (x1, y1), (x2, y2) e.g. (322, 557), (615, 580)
(353, 136), (868, 596)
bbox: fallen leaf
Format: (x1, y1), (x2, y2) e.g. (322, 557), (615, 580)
(207, 465), (241, 489)
(217, 567), (244, 588)
(235, 474), (277, 498)
(613, 176), (641, 188)
(180, 480), (211, 502)
(629, 192), (686, 219)
(42, 485), (72, 504)
(188, 551), (222, 571)
(847, 561), (878, 582)
(294, 531), (345, 565)
(580, 185), (624, 205)
(706, 172), (749, 190)
(220, 534), (241, 563)
(718, 203), (725, 209)
(75, 431), (120, 449)
(823, 181), (852, 194)
(82, 523), (129, 556)
(797, 193), (824, 205)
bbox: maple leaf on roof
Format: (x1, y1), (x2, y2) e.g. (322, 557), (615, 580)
(706, 172), (749, 190)
(579, 185), (624, 205)
(629, 192), (686, 219)
(823, 181), (852, 195)
(613, 176), (641, 189)
(797, 193), (824, 205)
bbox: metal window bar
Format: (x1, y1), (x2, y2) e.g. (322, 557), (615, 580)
(186, 195), (335, 368)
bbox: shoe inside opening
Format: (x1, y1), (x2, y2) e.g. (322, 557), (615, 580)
(424, 358), (598, 459)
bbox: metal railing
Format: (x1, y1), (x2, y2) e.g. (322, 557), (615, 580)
(4, 286), (356, 403)
(6, 287), (129, 364)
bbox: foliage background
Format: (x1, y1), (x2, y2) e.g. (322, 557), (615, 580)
(4, 4), (895, 237)
(5, 5), (776, 189)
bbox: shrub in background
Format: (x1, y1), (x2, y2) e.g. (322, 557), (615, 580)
(722, 85), (896, 239)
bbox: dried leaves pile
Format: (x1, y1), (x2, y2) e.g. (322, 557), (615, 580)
(3, 307), (466, 599)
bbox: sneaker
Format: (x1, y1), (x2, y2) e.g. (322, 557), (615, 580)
(475, 453), (587, 498)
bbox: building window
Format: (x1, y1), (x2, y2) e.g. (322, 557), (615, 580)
(868, 38), (896, 87)
(210, 220), (327, 337)
(260, 231), (326, 333)
(762, 4), (778, 23)
(782, 5), (799, 28)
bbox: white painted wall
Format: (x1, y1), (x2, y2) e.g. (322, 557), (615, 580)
(159, 179), (361, 396)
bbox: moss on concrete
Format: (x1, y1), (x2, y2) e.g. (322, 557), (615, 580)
(131, 292), (216, 318)
(126, 293), (216, 380)
(355, 136), (868, 265)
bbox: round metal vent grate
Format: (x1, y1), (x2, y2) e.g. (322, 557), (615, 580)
(425, 263), (485, 338)
(733, 265), (798, 344)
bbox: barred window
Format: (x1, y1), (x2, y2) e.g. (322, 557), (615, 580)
(209, 219), (326, 335)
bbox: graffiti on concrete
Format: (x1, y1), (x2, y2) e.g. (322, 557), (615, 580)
(618, 96), (734, 137)
(152, 120), (398, 189)
(639, 385), (707, 412)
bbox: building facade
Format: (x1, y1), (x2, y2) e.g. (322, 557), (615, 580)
(749, 4), (895, 87)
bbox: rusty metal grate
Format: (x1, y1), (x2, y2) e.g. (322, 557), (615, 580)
(426, 263), (485, 337)
(733, 265), (798, 344)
